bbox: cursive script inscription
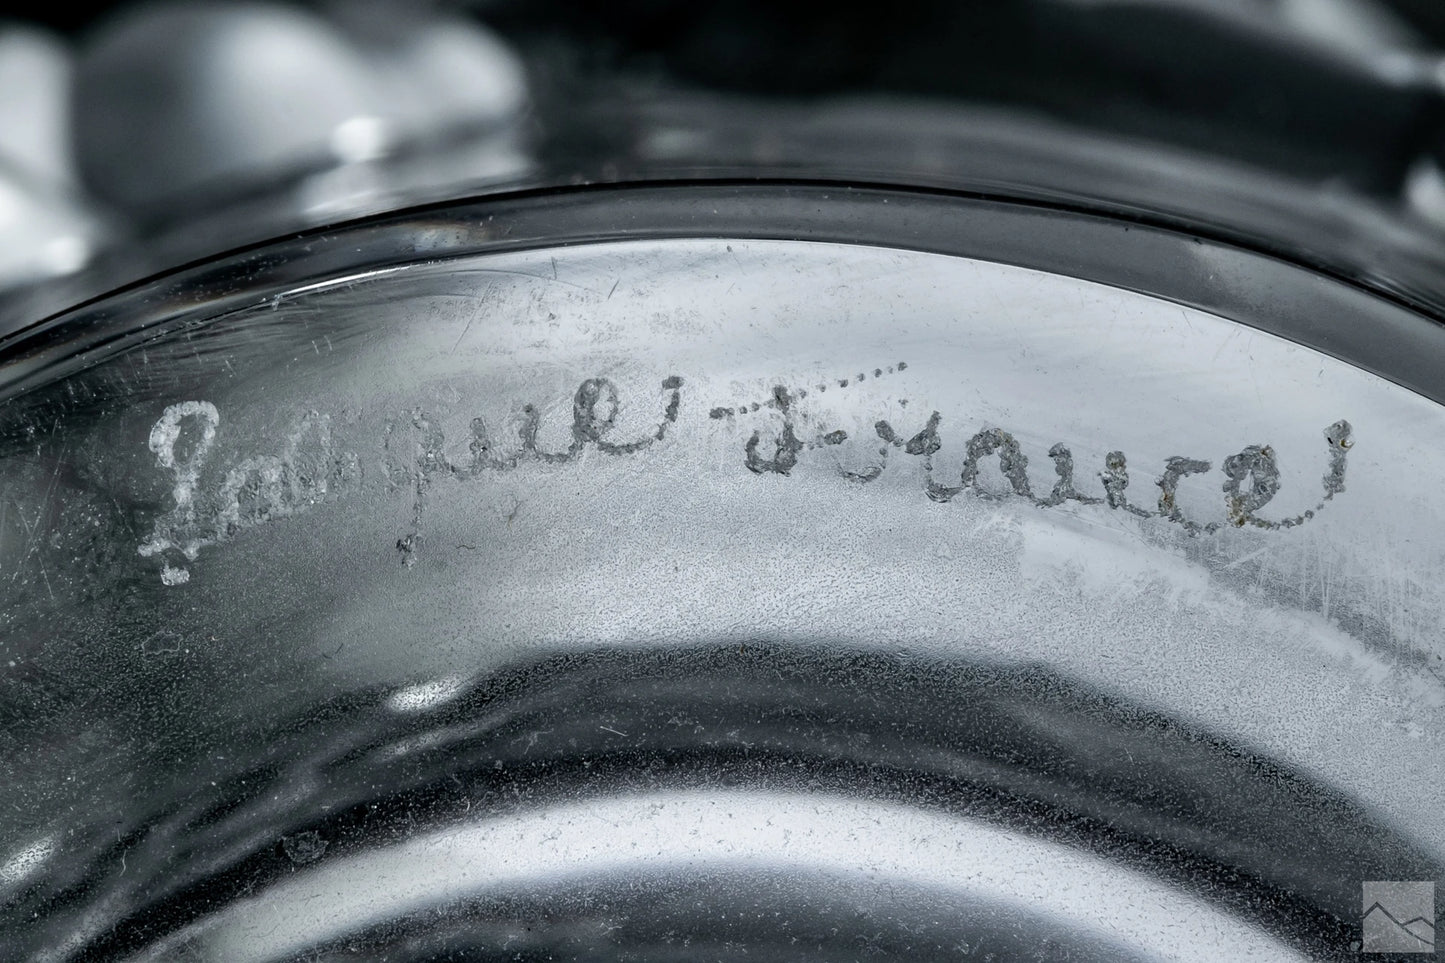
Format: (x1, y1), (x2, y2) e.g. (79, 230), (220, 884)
(140, 366), (1352, 584)
(386, 376), (683, 565)
(733, 383), (1352, 534)
(139, 404), (359, 584)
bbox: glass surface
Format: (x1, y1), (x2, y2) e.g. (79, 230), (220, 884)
(1, 187), (1442, 961)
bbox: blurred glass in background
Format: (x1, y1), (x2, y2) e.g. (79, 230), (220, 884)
(8, 0), (1445, 323)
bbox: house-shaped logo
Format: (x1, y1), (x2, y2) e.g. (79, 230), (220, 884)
(1363, 881), (1435, 954)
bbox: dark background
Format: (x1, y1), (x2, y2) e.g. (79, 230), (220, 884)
(20, 0), (1445, 195)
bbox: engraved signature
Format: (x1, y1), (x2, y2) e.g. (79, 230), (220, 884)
(138, 402), (359, 584)
(728, 381), (1352, 534)
(138, 367), (1352, 583)
(385, 375), (684, 566)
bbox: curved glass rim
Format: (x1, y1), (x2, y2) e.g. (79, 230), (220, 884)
(2, 179), (1444, 408)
